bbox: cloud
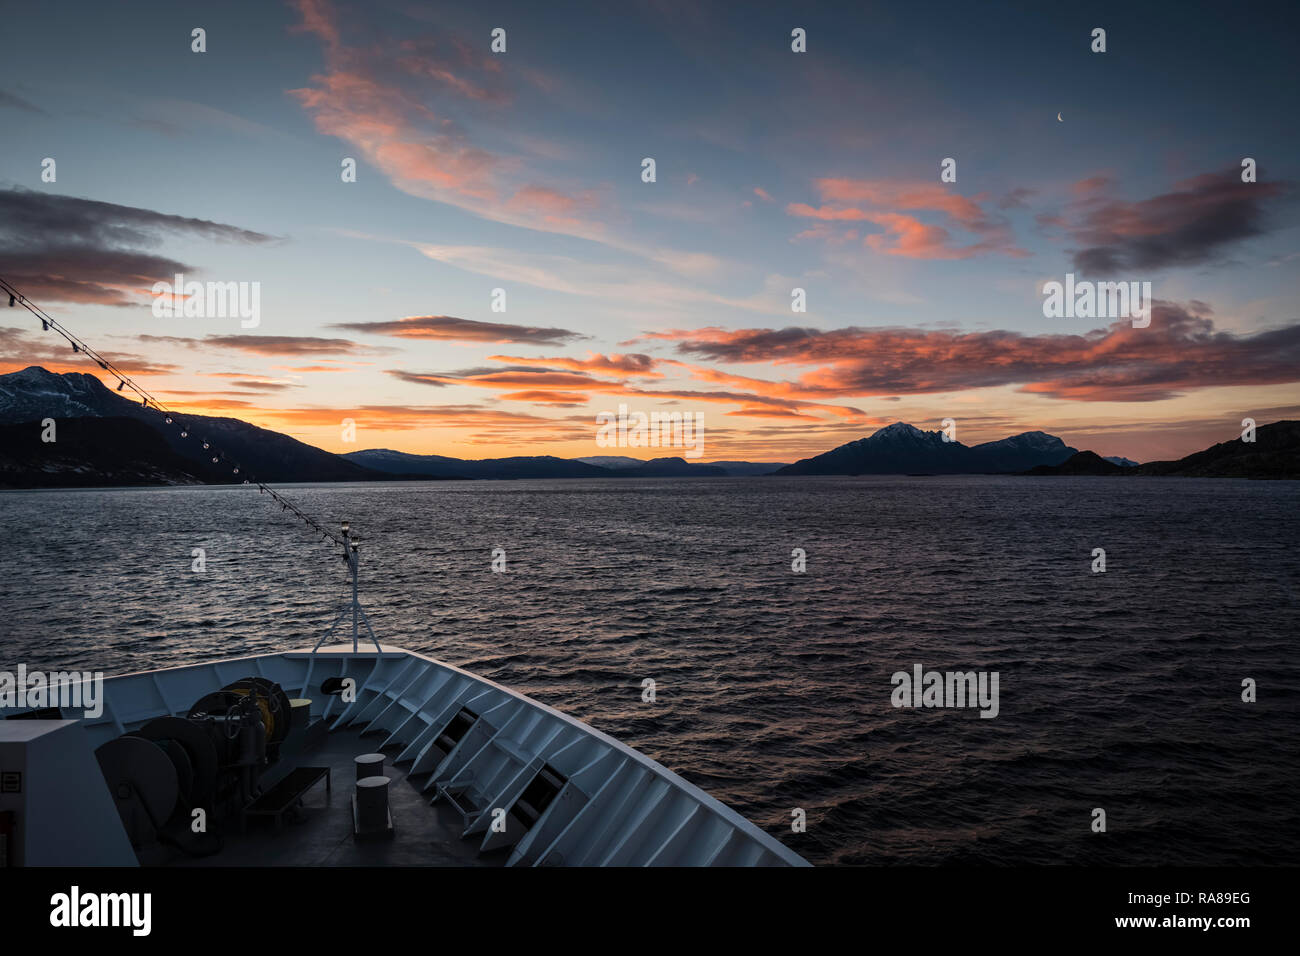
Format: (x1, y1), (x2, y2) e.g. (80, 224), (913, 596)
(999, 187), (1036, 209)
(330, 314), (582, 344)
(0, 188), (274, 305)
(786, 177), (1026, 259)
(0, 326), (179, 376)
(289, 2), (725, 279)
(723, 406), (819, 420)
(227, 380), (303, 392)
(390, 368), (612, 389)
(137, 333), (378, 356)
(0, 90), (47, 115)
(388, 353), (867, 420)
(1059, 168), (1288, 273)
(405, 242), (780, 316)
(125, 98), (301, 144)
(644, 301), (1300, 403)
(271, 362), (361, 373)
(497, 390), (590, 406)
(614, 384), (864, 419)
(156, 395), (583, 436)
(486, 352), (662, 377)
(287, 0), (601, 239)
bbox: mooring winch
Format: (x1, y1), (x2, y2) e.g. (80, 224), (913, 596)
(94, 676), (293, 860)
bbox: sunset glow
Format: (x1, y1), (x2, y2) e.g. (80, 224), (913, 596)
(2, 0), (1296, 463)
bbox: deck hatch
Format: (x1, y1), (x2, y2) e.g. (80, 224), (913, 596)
(436, 706), (479, 752)
(511, 763), (567, 829)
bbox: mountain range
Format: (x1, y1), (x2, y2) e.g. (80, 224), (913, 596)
(344, 449), (734, 478)
(0, 367), (1295, 486)
(0, 366), (381, 483)
(0, 367), (768, 486)
(574, 455), (784, 476)
(775, 422), (1079, 475)
(1028, 421), (1300, 478)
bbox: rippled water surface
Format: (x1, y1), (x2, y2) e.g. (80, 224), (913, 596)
(3, 476), (1298, 865)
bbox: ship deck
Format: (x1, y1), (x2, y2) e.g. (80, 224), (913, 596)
(64, 646), (807, 866)
(169, 723), (508, 867)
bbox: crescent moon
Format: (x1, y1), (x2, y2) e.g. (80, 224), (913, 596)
(1057, 112), (1063, 122)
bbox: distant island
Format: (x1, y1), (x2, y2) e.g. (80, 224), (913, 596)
(0, 367), (1295, 487)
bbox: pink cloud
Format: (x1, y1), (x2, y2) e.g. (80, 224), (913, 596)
(287, 0), (601, 239)
(639, 301), (1300, 403)
(786, 177), (1026, 259)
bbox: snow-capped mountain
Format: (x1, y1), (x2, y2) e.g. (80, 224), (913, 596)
(776, 422), (1078, 475)
(0, 366), (137, 420)
(968, 430), (1078, 472)
(0, 366), (377, 483)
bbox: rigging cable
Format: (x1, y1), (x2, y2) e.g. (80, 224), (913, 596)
(0, 274), (347, 550)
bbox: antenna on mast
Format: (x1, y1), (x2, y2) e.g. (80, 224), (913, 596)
(319, 519), (382, 655)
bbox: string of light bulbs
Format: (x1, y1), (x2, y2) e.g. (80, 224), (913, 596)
(1, 274), (348, 550)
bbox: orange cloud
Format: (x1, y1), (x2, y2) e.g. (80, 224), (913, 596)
(0, 327), (178, 377)
(863, 212), (966, 260)
(271, 363), (362, 373)
(642, 302), (1300, 403)
(332, 315), (581, 344)
(391, 369), (608, 389)
(787, 177), (1026, 259)
(389, 352), (867, 421)
(786, 203), (869, 222)
(497, 390), (590, 405)
(137, 333), (380, 356)
(814, 178), (988, 227)
(486, 352), (662, 378)
(287, 0), (600, 239)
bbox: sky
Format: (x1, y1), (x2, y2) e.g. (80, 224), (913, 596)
(1, 0), (1298, 462)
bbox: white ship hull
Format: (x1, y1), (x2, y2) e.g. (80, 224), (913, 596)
(62, 644), (808, 867)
